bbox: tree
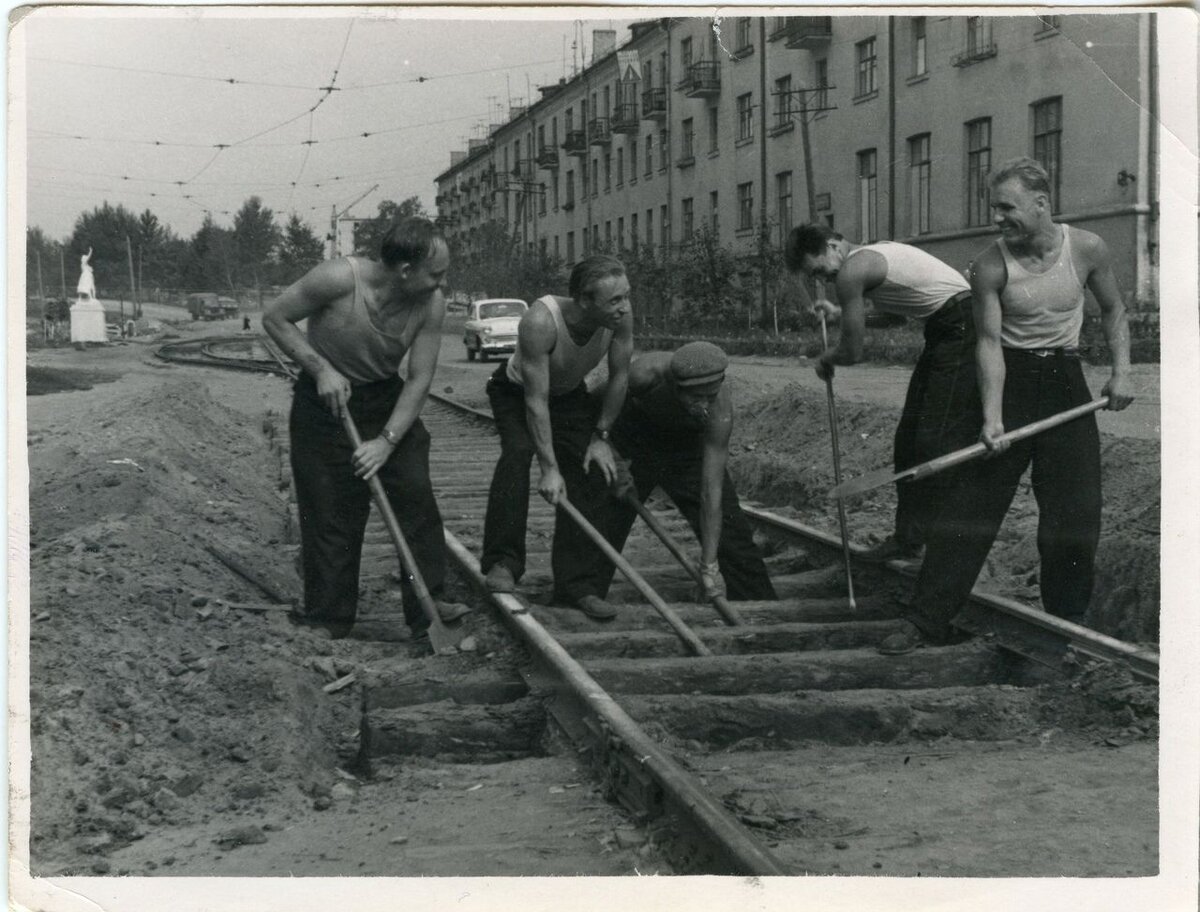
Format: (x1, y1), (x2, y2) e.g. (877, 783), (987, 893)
(353, 197), (428, 258)
(447, 221), (563, 303)
(184, 214), (237, 292)
(277, 214), (326, 283)
(232, 196), (282, 290)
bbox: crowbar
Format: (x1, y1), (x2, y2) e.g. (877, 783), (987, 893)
(817, 298), (857, 612)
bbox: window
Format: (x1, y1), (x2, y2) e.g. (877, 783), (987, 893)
(856, 38), (877, 97)
(565, 170), (575, 206)
(603, 85), (611, 118)
(908, 134), (931, 235)
(736, 17), (752, 52)
(966, 118), (992, 227)
(659, 129), (669, 170)
(605, 221), (612, 249)
(565, 109), (574, 132)
(554, 235), (560, 260)
(707, 106), (719, 152)
(582, 227), (588, 254)
(1032, 97), (1062, 212)
(776, 171), (793, 242)
(645, 134), (653, 176)
(581, 162), (589, 197)
(660, 204), (669, 246)
(857, 148), (878, 241)
(815, 58), (829, 110)
(646, 208), (654, 247)
(567, 231), (575, 263)
(1037, 14), (1061, 32)
(616, 148), (624, 186)
(642, 60), (653, 85)
(681, 117), (695, 160)
(912, 18), (927, 76)
(710, 190), (720, 234)
(551, 117), (558, 145)
(773, 75), (793, 129)
(592, 158), (600, 197)
(539, 183), (547, 216)
(630, 138), (638, 182)
(681, 197), (695, 238)
(537, 124), (546, 153)
(737, 92), (754, 141)
(604, 152), (611, 192)
(680, 36), (693, 70)
(737, 182), (754, 230)
(966, 17), (992, 55)
(552, 173), (560, 210)
(709, 31), (719, 62)
(631, 213), (638, 246)
(617, 217), (625, 250)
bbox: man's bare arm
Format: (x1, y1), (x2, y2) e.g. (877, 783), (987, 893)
(1080, 234), (1135, 411)
(969, 247), (1009, 451)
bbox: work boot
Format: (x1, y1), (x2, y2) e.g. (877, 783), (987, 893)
(485, 564), (516, 593)
(575, 595), (618, 621)
(877, 620), (926, 656)
(287, 610), (353, 640)
(859, 536), (925, 565)
(436, 601), (472, 624)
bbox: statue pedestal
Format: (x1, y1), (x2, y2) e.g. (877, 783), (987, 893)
(70, 297), (107, 343)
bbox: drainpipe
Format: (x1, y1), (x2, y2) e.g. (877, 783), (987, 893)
(887, 17), (897, 239)
(758, 17), (770, 329)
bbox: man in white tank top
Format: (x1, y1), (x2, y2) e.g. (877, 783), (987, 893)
(888, 157), (1135, 655)
(785, 223), (979, 564)
(481, 255), (635, 619)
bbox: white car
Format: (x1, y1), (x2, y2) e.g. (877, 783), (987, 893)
(463, 298), (528, 362)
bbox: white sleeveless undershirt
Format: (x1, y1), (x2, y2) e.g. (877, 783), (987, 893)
(506, 295), (613, 395)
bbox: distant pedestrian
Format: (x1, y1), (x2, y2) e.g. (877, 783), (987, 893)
(785, 223), (980, 563)
(881, 157), (1135, 655)
(242, 315), (252, 332)
(480, 255), (634, 619)
(263, 217), (468, 641)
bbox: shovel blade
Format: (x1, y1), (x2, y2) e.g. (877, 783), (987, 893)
(828, 464), (903, 500)
(427, 619), (465, 653)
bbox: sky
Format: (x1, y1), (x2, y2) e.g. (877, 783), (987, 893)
(16, 7), (642, 242)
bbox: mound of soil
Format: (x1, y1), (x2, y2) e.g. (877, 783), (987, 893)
(730, 384), (1161, 644)
(26, 366), (122, 396)
(27, 374), (361, 874)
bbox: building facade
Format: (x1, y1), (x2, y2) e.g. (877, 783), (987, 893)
(435, 14), (1157, 309)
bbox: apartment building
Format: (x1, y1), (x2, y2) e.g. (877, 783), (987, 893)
(435, 14), (1157, 306)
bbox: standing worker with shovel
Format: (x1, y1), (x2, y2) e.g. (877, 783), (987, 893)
(263, 217), (469, 646)
(784, 223), (982, 564)
(882, 158), (1135, 654)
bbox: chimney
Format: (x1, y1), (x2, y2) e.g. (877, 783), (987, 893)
(591, 29), (616, 63)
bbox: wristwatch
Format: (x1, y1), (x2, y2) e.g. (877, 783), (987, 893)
(380, 427), (400, 447)
(593, 427), (611, 442)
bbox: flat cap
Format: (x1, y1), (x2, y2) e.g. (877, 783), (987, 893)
(670, 341), (728, 388)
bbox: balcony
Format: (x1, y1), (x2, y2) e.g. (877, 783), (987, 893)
(641, 87), (667, 121)
(511, 159), (535, 182)
(562, 129), (587, 157)
(678, 61), (721, 98)
(562, 198), (575, 212)
(536, 145), (560, 169)
(782, 17), (833, 48)
(588, 117), (612, 145)
(675, 154), (695, 170)
(611, 102), (639, 134)
(952, 42), (998, 67)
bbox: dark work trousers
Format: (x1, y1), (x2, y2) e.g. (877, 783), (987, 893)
(908, 348), (1101, 642)
(289, 372), (447, 634)
(480, 363), (609, 603)
(578, 406), (778, 602)
(892, 293), (982, 547)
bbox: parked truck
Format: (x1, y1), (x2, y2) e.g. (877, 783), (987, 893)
(186, 293), (239, 321)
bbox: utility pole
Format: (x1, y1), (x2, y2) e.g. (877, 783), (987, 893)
(126, 235), (140, 319)
(35, 247), (46, 336)
(758, 17), (772, 333)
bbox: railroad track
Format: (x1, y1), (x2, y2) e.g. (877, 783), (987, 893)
(168, 334), (1161, 876)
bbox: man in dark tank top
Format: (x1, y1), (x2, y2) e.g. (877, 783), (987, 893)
(573, 342), (777, 605)
(263, 217), (468, 645)
(480, 255), (635, 620)
(884, 157), (1135, 656)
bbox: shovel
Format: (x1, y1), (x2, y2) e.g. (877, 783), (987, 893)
(341, 413), (465, 653)
(829, 397), (1110, 502)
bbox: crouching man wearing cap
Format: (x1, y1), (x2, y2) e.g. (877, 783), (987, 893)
(570, 342), (778, 611)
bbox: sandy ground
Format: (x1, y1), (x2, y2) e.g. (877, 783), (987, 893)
(18, 317), (1160, 887)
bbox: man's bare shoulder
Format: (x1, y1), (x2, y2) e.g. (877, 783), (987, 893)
(517, 299), (558, 351)
(969, 243), (1007, 288)
(839, 247), (888, 290)
(301, 257), (356, 297)
(1067, 225), (1111, 264)
(629, 351), (671, 391)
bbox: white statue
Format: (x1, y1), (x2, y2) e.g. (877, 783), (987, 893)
(77, 247), (96, 300)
